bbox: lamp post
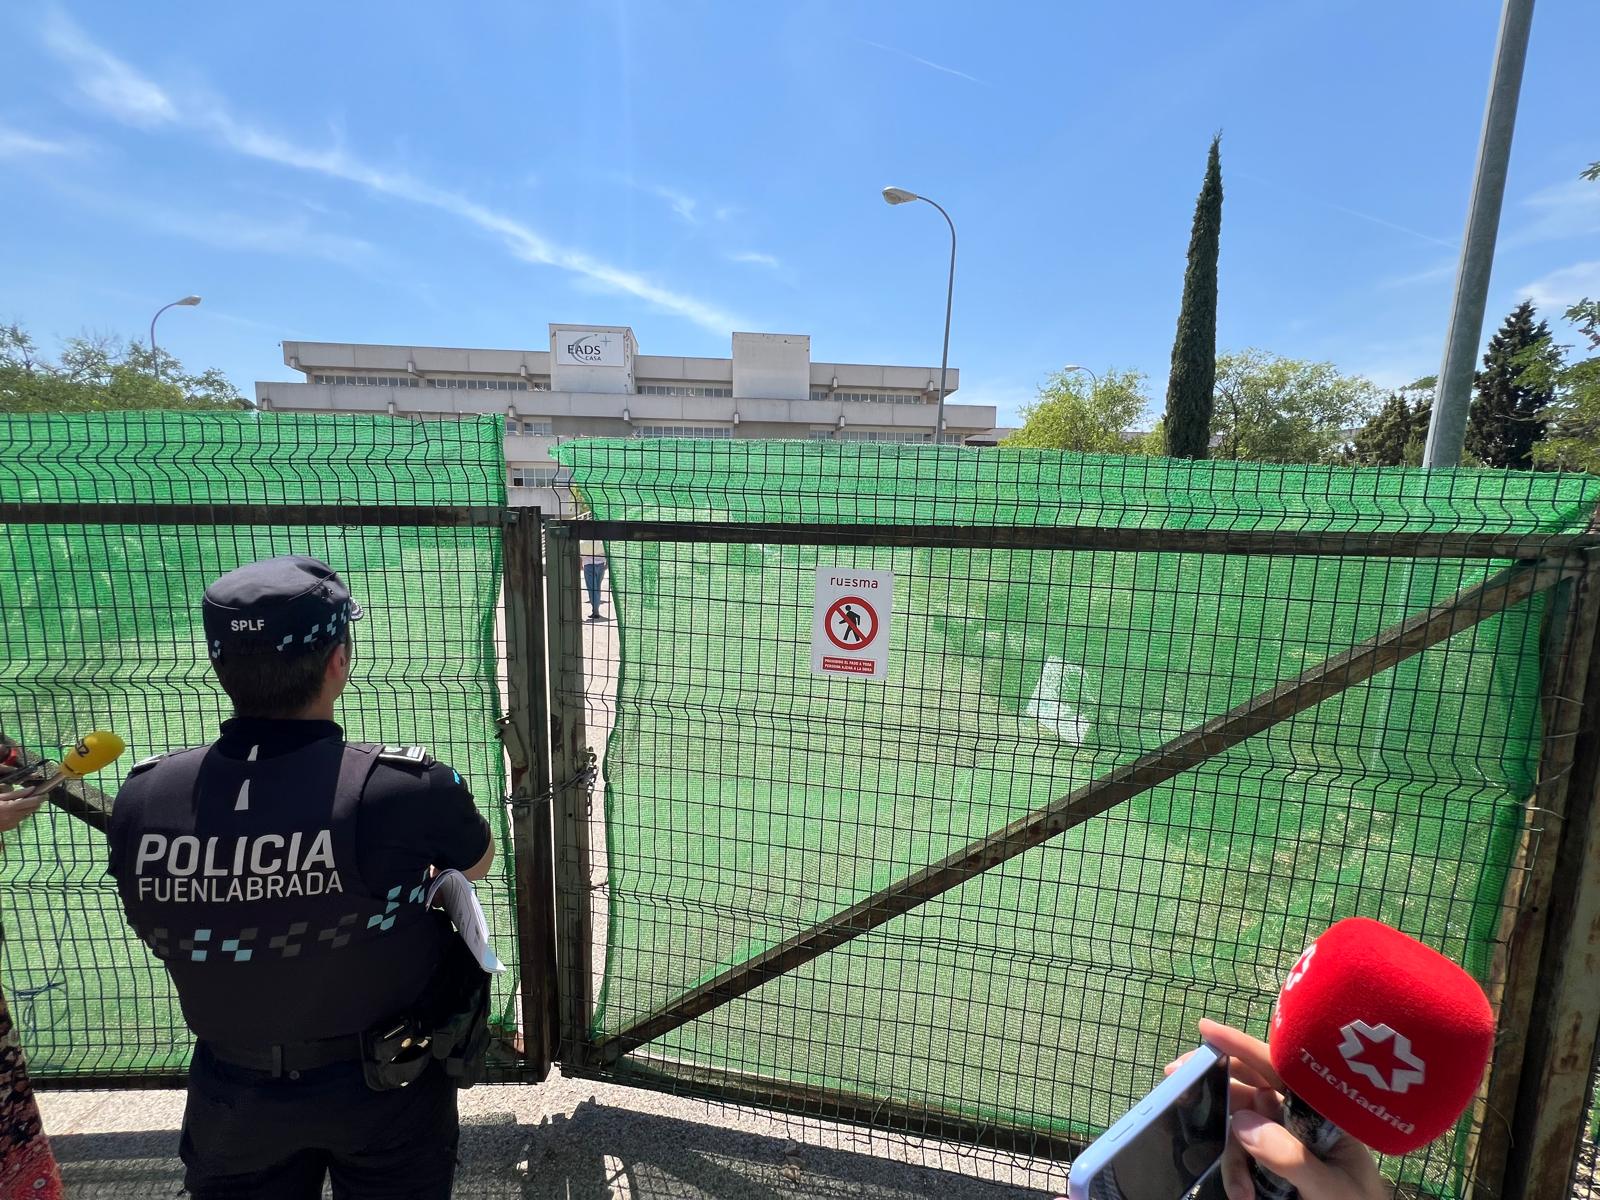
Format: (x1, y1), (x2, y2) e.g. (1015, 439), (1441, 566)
(149, 295), (201, 384)
(1062, 364), (1100, 391)
(1422, 0), (1535, 467)
(882, 187), (955, 444)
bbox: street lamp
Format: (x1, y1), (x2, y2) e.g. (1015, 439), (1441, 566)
(1062, 364), (1100, 390)
(882, 186), (955, 444)
(149, 295), (201, 384)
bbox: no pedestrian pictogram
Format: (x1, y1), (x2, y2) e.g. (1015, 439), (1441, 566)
(824, 596), (878, 651)
(811, 568), (894, 680)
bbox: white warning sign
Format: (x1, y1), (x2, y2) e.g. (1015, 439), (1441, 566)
(811, 567), (894, 680)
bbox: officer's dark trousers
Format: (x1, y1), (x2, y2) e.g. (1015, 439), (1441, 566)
(180, 1043), (459, 1199)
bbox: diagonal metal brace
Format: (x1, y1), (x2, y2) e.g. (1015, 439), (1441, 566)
(592, 556), (1576, 1067)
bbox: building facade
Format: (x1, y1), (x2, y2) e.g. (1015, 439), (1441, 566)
(255, 324), (993, 510)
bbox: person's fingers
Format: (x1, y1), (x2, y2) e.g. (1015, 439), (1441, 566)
(1165, 1050), (1276, 1115)
(1164, 1050), (1196, 1074)
(1199, 1019), (1285, 1092)
(1248, 1082), (1285, 1125)
(1231, 1110), (1346, 1197)
(1219, 1133), (1256, 1200)
(1327, 1133), (1390, 1192)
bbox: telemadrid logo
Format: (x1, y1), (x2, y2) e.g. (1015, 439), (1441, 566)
(1337, 1020), (1426, 1094)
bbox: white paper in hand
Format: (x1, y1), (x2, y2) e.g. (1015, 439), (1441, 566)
(425, 869), (506, 973)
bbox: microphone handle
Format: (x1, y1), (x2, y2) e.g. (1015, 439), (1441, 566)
(1249, 1089), (1343, 1200)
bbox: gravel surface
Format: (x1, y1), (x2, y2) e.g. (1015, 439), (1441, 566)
(40, 1067), (1066, 1198)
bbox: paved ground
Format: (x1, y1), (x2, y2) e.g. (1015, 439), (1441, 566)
(40, 1067), (1065, 1198)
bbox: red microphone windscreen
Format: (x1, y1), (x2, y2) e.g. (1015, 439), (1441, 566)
(1268, 917), (1494, 1156)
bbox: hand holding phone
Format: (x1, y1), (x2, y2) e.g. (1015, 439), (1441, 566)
(1067, 1042), (1230, 1200)
(1194, 1021), (1387, 1200)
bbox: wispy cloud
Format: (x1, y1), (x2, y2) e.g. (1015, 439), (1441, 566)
(1378, 258), (1457, 290)
(1506, 177), (1600, 247)
(613, 176), (739, 227)
(148, 208), (374, 264)
(649, 182), (700, 224)
(859, 38), (985, 85)
(1520, 260), (1600, 311)
(1234, 169), (1456, 249)
(0, 121), (80, 159)
(729, 250), (780, 269)
(42, 13), (740, 333)
(42, 10), (176, 127)
(46, 173), (374, 266)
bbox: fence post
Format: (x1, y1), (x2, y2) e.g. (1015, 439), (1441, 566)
(1470, 555), (1600, 1197)
(500, 508), (556, 1079)
(1500, 549), (1600, 1200)
(544, 522), (596, 1069)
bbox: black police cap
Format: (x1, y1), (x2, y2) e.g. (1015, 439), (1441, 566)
(202, 556), (363, 663)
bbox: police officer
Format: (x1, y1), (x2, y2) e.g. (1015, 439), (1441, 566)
(107, 556), (494, 1198)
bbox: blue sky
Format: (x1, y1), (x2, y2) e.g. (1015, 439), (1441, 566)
(2, 1), (1596, 424)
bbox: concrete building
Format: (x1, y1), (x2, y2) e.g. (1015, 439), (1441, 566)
(255, 324), (993, 510)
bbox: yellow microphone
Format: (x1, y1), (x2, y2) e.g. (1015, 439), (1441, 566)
(62, 731), (126, 778)
(7, 732), (126, 801)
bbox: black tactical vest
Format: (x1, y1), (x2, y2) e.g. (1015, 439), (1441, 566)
(109, 739), (443, 1045)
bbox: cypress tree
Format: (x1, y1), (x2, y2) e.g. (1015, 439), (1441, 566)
(1465, 300), (1557, 469)
(1349, 387), (1433, 466)
(1164, 135), (1223, 459)
(1351, 391), (1414, 466)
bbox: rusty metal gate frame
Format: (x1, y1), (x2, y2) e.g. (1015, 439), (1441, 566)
(541, 515), (1600, 1193)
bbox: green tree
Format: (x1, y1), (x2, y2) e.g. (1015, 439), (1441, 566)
(1163, 134), (1223, 459)
(0, 323), (248, 412)
(1533, 357), (1600, 473)
(1005, 368), (1154, 453)
(1346, 377), (1434, 467)
(1529, 161), (1600, 472)
(1211, 349), (1379, 463)
(1464, 301), (1559, 469)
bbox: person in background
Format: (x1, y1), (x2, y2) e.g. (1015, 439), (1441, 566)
(0, 747), (64, 1200)
(580, 537), (607, 622)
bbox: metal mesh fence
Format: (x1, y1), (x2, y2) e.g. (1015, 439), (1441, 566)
(552, 440), (1600, 1197)
(0, 413), (511, 1082)
(1578, 1051), (1600, 1200)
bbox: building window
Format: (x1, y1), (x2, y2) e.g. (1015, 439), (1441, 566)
(509, 469), (560, 488)
(636, 384), (733, 398)
(429, 378), (532, 391)
(837, 430), (961, 443)
(807, 430), (835, 440)
(313, 374), (419, 387)
(831, 390), (928, 405)
(634, 425), (733, 439)
(509, 419), (554, 436)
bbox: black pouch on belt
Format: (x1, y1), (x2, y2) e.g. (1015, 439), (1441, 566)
(360, 926), (491, 1091)
(360, 1013), (434, 1091)
(428, 934), (491, 1088)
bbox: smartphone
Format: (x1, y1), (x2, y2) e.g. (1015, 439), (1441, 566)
(1066, 1042), (1230, 1200)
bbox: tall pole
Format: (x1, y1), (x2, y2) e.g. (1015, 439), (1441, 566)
(928, 197), (956, 444)
(1422, 0), (1536, 468)
(883, 188), (956, 444)
(1063, 365), (1100, 391)
(148, 295), (201, 386)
